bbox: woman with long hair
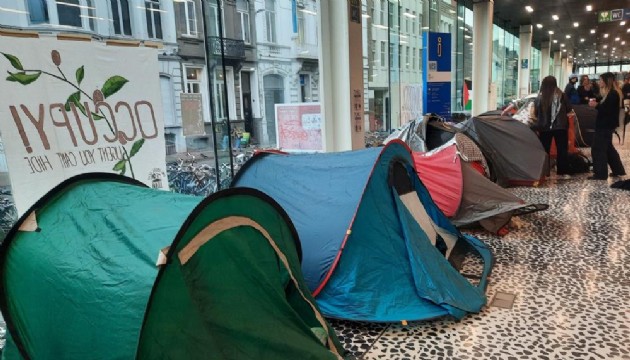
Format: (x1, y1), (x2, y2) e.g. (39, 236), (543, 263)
(588, 72), (626, 180)
(534, 76), (571, 177)
(577, 75), (595, 105)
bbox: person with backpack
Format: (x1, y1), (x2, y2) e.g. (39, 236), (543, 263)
(587, 72), (626, 180)
(534, 76), (572, 178)
(564, 75), (580, 105)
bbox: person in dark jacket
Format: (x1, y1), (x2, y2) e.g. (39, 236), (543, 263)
(577, 75), (596, 105)
(622, 74), (630, 100)
(587, 72), (626, 180)
(535, 76), (572, 177)
(564, 75), (580, 105)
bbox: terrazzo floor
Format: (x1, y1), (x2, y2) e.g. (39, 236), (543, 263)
(331, 141), (630, 360)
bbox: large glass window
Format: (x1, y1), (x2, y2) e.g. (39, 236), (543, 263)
(145, 0), (163, 39)
(57, 0), (81, 28)
(111, 0), (132, 36)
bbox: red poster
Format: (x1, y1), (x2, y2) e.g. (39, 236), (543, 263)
(275, 103), (322, 151)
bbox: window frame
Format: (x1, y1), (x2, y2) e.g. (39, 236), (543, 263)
(265, 0), (277, 43)
(145, 0), (163, 40)
(180, 0), (198, 37)
(111, 0), (132, 36)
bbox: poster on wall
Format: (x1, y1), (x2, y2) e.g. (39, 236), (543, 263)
(181, 93), (205, 136)
(275, 103), (322, 152)
(422, 32), (452, 119)
(0, 36), (168, 215)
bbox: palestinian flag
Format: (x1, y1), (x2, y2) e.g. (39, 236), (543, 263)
(464, 80), (473, 110)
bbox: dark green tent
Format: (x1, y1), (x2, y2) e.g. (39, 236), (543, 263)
(0, 174), (344, 359)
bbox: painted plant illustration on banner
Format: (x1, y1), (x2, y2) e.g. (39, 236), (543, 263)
(3, 50), (143, 177)
(0, 36), (167, 215)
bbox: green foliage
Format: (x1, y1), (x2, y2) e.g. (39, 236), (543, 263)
(6, 71), (41, 85)
(2, 53), (23, 71)
(101, 75), (128, 98)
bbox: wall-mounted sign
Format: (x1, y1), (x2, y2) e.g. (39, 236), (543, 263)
(0, 36), (168, 215)
(275, 103), (322, 152)
(521, 59), (529, 70)
(422, 32), (452, 119)
(598, 8), (630, 22)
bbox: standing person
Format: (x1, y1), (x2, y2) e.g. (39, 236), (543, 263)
(564, 75), (580, 105)
(622, 74), (630, 100)
(534, 76), (572, 178)
(577, 75), (596, 105)
(588, 72), (626, 180)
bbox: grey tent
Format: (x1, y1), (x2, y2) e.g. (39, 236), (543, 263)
(456, 115), (548, 187)
(384, 115), (456, 153)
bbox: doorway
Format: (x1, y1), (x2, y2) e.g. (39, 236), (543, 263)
(263, 74), (284, 146)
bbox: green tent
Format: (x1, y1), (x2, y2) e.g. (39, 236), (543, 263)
(0, 174), (344, 360)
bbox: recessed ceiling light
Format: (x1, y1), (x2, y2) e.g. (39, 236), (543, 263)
(578, 53), (582, 56)
(615, 37), (620, 41)
(563, 49), (567, 52)
(621, 21), (626, 26)
(580, 38), (585, 42)
(573, 22), (579, 27)
(627, 28), (630, 33)
(566, 35), (571, 38)
(537, 23), (543, 29)
(604, 45), (608, 48)
(591, 29), (596, 34)
(525, 5), (534, 12)
(604, 33), (609, 38)
(552, 14), (559, 20)
(553, 39), (558, 43)
(549, 30), (554, 35)
(623, 41), (627, 45)
(586, 5), (593, 11)
(561, 43), (565, 47)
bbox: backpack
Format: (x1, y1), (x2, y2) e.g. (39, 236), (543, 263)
(566, 153), (591, 174)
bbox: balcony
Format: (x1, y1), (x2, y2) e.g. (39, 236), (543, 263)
(208, 37), (245, 60)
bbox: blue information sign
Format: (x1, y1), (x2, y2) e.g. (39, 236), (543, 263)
(422, 32), (452, 120)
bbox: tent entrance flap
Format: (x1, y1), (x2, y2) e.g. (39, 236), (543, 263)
(391, 188), (487, 319)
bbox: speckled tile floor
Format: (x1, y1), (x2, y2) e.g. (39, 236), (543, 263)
(331, 140), (630, 360)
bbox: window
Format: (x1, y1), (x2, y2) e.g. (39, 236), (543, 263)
(297, 9), (305, 45)
(27, 0), (48, 24)
(237, 0), (251, 44)
(179, 0), (197, 36)
(405, 8), (410, 33)
(57, 0), (81, 27)
(145, 0), (163, 39)
(406, 46), (410, 69)
(214, 69), (226, 120)
(299, 74), (312, 102)
(412, 12), (416, 33)
(207, 2), (220, 37)
(379, 0), (386, 26)
(265, 0), (276, 43)
(57, 0), (95, 30)
(371, 40), (377, 65)
(160, 76), (176, 127)
(111, 0), (131, 36)
(380, 41), (386, 67)
(185, 67), (203, 94)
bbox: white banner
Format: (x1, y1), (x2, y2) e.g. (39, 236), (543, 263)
(0, 36), (168, 215)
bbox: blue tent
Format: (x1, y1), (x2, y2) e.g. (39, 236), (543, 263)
(232, 141), (493, 322)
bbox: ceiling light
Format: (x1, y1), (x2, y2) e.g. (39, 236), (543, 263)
(615, 37), (620, 41)
(553, 39), (558, 43)
(590, 29), (596, 34)
(573, 22), (579, 27)
(623, 41), (627, 45)
(578, 53), (582, 56)
(604, 33), (609, 38)
(525, 6), (533, 13)
(552, 15), (559, 20)
(548, 30), (554, 35)
(563, 49), (567, 52)
(586, 5), (592, 11)
(561, 43), (565, 47)
(566, 35), (571, 38)
(603, 45), (608, 49)
(536, 23), (543, 29)
(621, 21), (626, 26)
(580, 38), (585, 42)
(627, 28), (630, 33)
